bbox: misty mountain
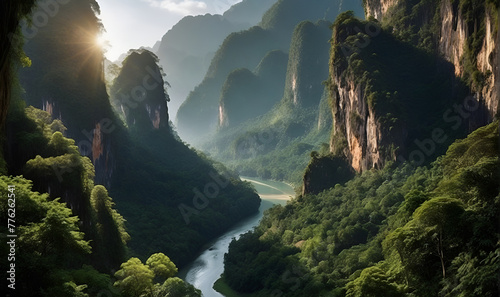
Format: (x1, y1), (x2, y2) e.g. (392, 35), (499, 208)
(156, 0), (276, 118)
(176, 0), (365, 144)
(223, 0), (277, 24)
(219, 50), (288, 128)
(201, 19), (336, 183)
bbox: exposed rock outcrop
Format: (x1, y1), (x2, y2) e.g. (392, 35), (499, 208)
(438, 0), (498, 118)
(20, 0), (117, 186)
(302, 154), (354, 195)
(328, 11), (476, 172)
(283, 20), (332, 108)
(110, 50), (170, 133)
(364, 0), (499, 118)
(364, 0), (398, 20)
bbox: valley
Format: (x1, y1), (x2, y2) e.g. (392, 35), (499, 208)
(0, 0), (498, 296)
(180, 177), (294, 297)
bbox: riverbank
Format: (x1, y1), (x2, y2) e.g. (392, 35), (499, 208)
(213, 277), (255, 297)
(181, 177), (294, 297)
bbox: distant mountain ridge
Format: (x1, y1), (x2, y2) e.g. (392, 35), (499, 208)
(176, 0), (365, 144)
(156, 0), (277, 118)
(199, 17), (361, 184)
(218, 50), (289, 128)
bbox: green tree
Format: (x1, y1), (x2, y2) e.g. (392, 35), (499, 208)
(384, 197), (466, 294)
(146, 253), (178, 282)
(152, 277), (201, 297)
(440, 246), (500, 297)
(412, 197), (465, 279)
(114, 258), (154, 297)
(345, 266), (402, 297)
(49, 131), (79, 156)
(115, 254), (198, 297)
(0, 176), (93, 296)
(91, 185), (129, 270)
(1, 0), (37, 127)
(18, 198), (91, 265)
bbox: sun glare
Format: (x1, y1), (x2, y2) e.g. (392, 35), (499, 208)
(95, 34), (109, 50)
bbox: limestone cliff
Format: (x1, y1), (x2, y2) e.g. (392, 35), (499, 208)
(110, 50), (170, 133)
(363, 0), (398, 20)
(218, 50), (288, 129)
(20, 0), (117, 187)
(329, 77), (394, 172)
(364, 0), (499, 118)
(283, 20), (332, 108)
(329, 11), (475, 172)
(438, 0), (499, 118)
(329, 14), (403, 172)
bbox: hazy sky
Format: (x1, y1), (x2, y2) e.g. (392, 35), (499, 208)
(98, 0), (242, 61)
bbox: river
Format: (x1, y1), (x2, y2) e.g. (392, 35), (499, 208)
(179, 176), (295, 297)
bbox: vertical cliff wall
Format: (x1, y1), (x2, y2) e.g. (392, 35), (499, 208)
(110, 50), (170, 133)
(364, 0), (399, 20)
(19, 0), (117, 186)
(282, 20), (333, 108)
(364, 0), (499, 118)
(329, 11), (474, 172)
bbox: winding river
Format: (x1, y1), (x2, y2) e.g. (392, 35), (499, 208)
(179, 177), (295, 297)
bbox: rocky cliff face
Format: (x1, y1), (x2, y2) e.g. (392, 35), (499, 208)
(20, 0), (117, 186)
(438, 0), (498, 118)
(329, 78), (389, 172)
(110, 50), (170, 133)
(328, 11), (475, 173)
(329, 14), (402, 172)
(329, 1), (498, 173)
(364, 0), (398, 20)
(365, 0), (499, 118)
(283, 20), (332, 108)
(218, 50), (288, 129)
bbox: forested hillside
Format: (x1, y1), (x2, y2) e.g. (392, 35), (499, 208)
(1, 92), (200, 296)
(220, 0), (500, 296)
(1, 1), (261, 295)
(223, 120), (499, 297)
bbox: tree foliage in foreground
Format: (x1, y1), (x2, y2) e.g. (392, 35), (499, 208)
(114, 253), (200, 297)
